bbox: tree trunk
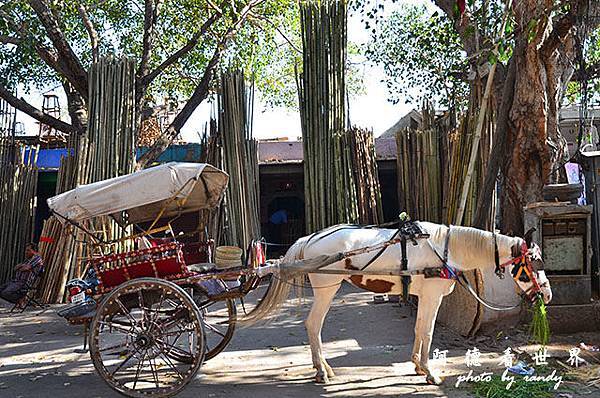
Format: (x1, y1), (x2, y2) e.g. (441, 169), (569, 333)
(63, 82), (87, 135)
(499, 1), (571, 235)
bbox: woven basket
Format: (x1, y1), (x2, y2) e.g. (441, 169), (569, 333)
(215, 246), (243, 269)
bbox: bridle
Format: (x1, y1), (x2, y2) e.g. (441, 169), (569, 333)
(429, 227), (545, 311)
(492, 233), (544, 302)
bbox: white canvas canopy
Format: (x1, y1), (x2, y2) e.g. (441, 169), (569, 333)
(47, 162), (229, 224)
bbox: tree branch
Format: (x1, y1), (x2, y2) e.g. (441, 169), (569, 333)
(541, 0), (600, 56)
(27, 0), (88, 100)
(0, 35), (21, 45)
(572, 61), (600, 81)
(77, 4), (99, 63)
(137, 0), (163, 79)
(136, 0), (263, 168)
(433, 0), (481, 58)
(251, 13), (302, 54)
(0, 84), (76, 134)
(140, 11), (222, 88)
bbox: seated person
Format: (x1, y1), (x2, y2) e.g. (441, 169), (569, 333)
(0, 243), (44, 304)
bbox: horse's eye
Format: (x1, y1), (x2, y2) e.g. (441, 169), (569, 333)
(519, 273), (530, 283)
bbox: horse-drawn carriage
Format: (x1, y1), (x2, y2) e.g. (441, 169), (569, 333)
(46, 162), (552, 396)
(48, 163), (280, 397)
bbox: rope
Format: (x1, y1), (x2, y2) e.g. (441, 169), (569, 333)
(455, 274), (524, 311)
(270, 273), (343, 290)
(427, 226), (525, 312)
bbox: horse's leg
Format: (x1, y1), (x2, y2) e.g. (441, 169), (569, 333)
(409, 276), (426, 375)
(416, 279), (455, 385)
(411, 310), (426, 375)
(305, 273), (342, 384)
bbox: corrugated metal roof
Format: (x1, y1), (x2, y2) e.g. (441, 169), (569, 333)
(258, 138), (397, 164)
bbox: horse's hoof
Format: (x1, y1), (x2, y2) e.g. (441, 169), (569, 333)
(414, 366), (427, 376)
(324, 365), (336, 378)
(426, 374), (443, 385)
(315, 373), (329, 384)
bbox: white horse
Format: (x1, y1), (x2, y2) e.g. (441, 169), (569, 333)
(245, 222), (552, 385)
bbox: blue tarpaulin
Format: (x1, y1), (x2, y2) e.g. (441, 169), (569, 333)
(30, 144), (202, 171)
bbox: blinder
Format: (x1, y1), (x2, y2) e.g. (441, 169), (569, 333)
(493, 234), (544, 301)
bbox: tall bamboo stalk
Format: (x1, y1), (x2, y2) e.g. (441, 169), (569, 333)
(299, 0), (357, 232)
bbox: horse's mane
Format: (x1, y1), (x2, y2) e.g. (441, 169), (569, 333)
(425, 223), (520, 270)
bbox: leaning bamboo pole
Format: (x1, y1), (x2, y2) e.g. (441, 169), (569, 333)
(454, 1), (511, 225)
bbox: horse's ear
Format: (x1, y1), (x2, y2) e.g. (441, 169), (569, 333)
(523, 228), (536, 247)
(511, 243), (521, 258)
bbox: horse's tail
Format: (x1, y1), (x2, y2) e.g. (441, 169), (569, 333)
(240, 236), (311, 326)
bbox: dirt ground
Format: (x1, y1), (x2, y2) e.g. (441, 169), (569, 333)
(1, 284), (599, 398)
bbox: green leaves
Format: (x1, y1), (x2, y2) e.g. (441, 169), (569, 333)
(0, 0), (302, 110)
(364, 4), (468, 107)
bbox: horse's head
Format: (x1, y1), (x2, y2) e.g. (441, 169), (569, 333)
(505, 231), (552, 305)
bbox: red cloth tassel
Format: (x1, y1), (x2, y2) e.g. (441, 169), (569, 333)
(457, 0), (466, 15)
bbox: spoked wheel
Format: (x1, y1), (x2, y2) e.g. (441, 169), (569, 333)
(190, 285), (236, 360)
(89, 278), (205, 398)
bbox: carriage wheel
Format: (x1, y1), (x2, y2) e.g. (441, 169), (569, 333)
(169, 284), (236, 363)
(192, 286), (236, 360)
(89, 278), (204, 398)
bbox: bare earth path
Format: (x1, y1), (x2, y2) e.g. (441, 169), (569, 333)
(0, 284), (598, 398)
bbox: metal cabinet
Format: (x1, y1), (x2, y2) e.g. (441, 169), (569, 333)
(524, 203), (593, 305)
(580, 151), (600, 295)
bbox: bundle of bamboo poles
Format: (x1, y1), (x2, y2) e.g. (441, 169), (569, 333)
(197, 118), (227, 246)
(38, 57), (137, 302)
(0, 136), (38, 284)
(299, 0), (358, 232)
(217, 70), (261, 250)
(347, 127), (383, 225)
(395, 98), (494, 227)
(395, 103), (445, 223)
(444, 89), (495, 226)
(82, 57), (137, 183)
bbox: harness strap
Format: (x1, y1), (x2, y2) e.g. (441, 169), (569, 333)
(360, 228), (402, 271)
(493, 233), (502, 278)
(443, 226), (451, 263)
(400, 236), (410, 302)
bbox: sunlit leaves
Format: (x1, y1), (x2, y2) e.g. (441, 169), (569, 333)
(0, 0), (301, 109)
(364, 4), (467, 108)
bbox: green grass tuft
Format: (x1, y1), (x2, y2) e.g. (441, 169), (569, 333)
(471, 375), (556, 398)
(529, 296), (550, 346)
